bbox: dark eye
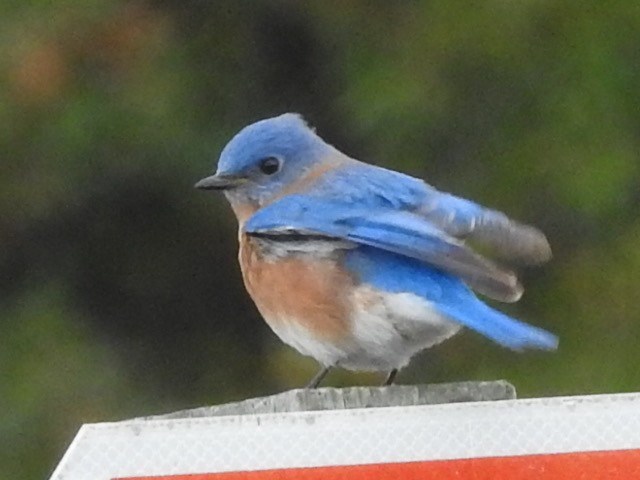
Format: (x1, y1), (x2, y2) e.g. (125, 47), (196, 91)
(259, 156), (281, 175)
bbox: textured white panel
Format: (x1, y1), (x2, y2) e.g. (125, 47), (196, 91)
(50, 392), (640, 480)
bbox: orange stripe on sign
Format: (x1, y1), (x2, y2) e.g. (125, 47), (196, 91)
(120, 449), (640, 480)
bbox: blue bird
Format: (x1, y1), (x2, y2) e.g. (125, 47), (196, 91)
(196, 113), (557, 387)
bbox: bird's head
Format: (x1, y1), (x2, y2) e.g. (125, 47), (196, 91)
(195, 114), (331, 212)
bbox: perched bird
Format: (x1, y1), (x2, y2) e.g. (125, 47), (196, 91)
(195, 113), (557, 387)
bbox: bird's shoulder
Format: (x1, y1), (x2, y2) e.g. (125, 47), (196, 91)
(304, 158), (433, 209)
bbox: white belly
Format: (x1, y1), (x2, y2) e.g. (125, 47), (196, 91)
(340, 287), (462, 371)
(265, 286), (462, 372)
(267, 319), (350, 367)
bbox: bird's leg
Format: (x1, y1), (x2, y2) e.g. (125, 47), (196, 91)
(382, 369), (398, 386)
(306, 365), (331, 389)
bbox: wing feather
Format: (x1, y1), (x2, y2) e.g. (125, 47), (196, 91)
(306, 162), (551, 265)
(244, 194), (523, 302)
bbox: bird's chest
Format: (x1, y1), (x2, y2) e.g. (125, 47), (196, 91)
(238, 234), (353, 344)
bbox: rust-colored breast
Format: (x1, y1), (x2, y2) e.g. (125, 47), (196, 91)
(238, 234), (353, 341)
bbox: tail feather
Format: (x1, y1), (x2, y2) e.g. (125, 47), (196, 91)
(438, 300), (558, 351)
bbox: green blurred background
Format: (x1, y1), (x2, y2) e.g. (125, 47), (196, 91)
(2, 1), (639, 477)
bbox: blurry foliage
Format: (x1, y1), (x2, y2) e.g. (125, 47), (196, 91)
(1, 1), (639, 477)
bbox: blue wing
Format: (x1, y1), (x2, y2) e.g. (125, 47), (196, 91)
(244, 193), (521, 302)
(244, 161), (550, 302)
(306, 162), (551, 263)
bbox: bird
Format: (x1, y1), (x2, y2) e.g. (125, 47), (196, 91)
(195, 113), (558, 388)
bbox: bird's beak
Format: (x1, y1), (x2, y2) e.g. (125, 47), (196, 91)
(194, 174), (247, 191)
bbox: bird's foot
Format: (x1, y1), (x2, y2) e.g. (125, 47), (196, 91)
(305, 366), (331, 388)
(382, 368), (398, 386)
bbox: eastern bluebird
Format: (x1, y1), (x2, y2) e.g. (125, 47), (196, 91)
(196, 113), (558, 388)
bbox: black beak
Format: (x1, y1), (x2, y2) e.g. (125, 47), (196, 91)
(194, 174), (246, 191)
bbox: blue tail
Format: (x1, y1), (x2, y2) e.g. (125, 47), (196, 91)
(437, 300), (558, 351)
(340, 244), (558, 351)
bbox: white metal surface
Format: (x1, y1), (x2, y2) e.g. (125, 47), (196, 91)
(50, 392), (640, 480)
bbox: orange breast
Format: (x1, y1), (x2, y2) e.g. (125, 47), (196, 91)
(238, 234), (353, 341)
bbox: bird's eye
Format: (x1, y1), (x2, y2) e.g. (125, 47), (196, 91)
(259, 156), (281, 175)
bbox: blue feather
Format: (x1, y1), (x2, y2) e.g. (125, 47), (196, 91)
(344, 246), (558, 351)
(244, 193), (521, 302)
